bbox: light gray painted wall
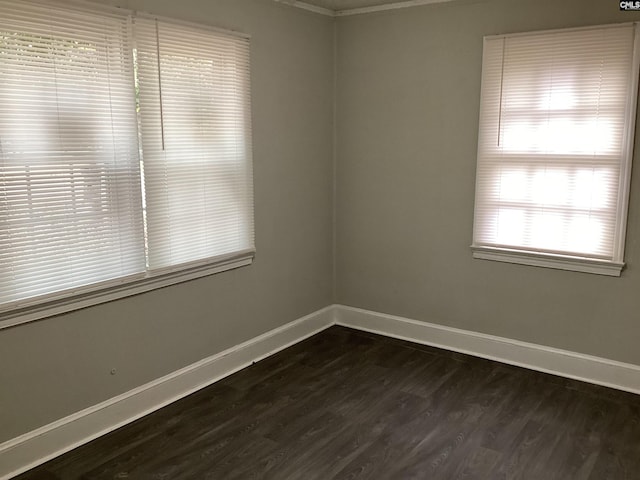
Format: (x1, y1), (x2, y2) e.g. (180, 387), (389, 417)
(336, 0), (640, 365)
(0, 0), (335, 443)
(4, 0), (640, 448)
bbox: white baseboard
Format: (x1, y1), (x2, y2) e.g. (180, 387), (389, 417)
(0, 306), (335, 480)
(336, 305), (640, 395)
(3, 303), (640, 479)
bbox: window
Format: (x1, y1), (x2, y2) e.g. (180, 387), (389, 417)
(472, 23), (640, 276)
(0, 0), (254, 324)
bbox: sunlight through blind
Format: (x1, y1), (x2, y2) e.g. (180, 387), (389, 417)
(472, 24), (640, 266)
(134, 17), (254, 272)
(0, 1), (254, 315)
(0, 1), (145, 310)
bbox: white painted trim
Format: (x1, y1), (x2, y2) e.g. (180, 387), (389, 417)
(483, 21), (638, 40)
(0, 253), (254, 331)
(616, 22), (640, 263)
(4, 303), (640, 478)
(0, 306), (336, 480)
(335, 305), (640, 395)
(274, 0), (458, 17)
(293, 1), (335, 16)
(471, 246), (624, 277)
(335, 0), (455, 16)
(273, 0), (335, 16)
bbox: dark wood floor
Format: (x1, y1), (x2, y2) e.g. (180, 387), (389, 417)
(16, 326), (640, 479)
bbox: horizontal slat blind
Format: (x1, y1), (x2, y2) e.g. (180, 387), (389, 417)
(0, 0), (145, 310)
(135, 17), (254, 271)
(473, 24), (639, 262)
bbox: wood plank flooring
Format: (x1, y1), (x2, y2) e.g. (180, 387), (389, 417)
(15, 326), (640, 479)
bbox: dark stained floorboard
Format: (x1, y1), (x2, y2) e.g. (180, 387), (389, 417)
(14, 326), (640, 480)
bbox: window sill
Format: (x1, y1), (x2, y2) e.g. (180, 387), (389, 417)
(471, 246), (624, 277)
(0, 251), (254, 331)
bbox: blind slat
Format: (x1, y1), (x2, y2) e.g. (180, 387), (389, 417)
(0, 0), (146, 309)
(135, 17), (254, 271)
(0, 0), (254, 313)
(472, 24), (640, 262)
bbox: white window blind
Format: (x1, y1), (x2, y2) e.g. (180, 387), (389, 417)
(472, 23), (640, 276)
(0, 0), (254, 321)
(0, 0), (145, 310)
(134, 17), (254, 272)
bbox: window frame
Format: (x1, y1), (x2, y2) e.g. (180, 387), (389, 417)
(0, 1), (254, 329)
(471, 22), (640, 277)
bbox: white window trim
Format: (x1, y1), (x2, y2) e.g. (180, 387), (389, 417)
(471, 246), (623, 276)
(471, 22), (640, 276)
(0, 251), (254, 330)
(616, 23), (640, 266)
(0, 1), (255, 330)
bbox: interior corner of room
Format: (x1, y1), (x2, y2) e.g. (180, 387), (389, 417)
(2, 0), (640, 478)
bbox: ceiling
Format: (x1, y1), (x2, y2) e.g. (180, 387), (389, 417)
(276, 0), (452, 15)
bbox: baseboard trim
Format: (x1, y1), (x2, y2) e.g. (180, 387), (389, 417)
(4, 303), (640, 479)
(0, 306), (335, 480)
(335, 305), (640, 396)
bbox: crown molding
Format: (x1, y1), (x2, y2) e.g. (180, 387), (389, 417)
(335, 0), (455, 16)
(274, 0), (335, 16)
(276, 0), (458, 17)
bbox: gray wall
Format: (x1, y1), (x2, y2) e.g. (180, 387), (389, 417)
(336, 0), (640, 365)
(4, 0), (640, 447)
(0, 0), (335, 443)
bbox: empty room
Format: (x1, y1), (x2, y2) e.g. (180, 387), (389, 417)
(1, 0), (640, 478)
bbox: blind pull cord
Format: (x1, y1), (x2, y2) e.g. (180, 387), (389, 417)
(155, 20), (166, 151)
(497, 37), (506, 147)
